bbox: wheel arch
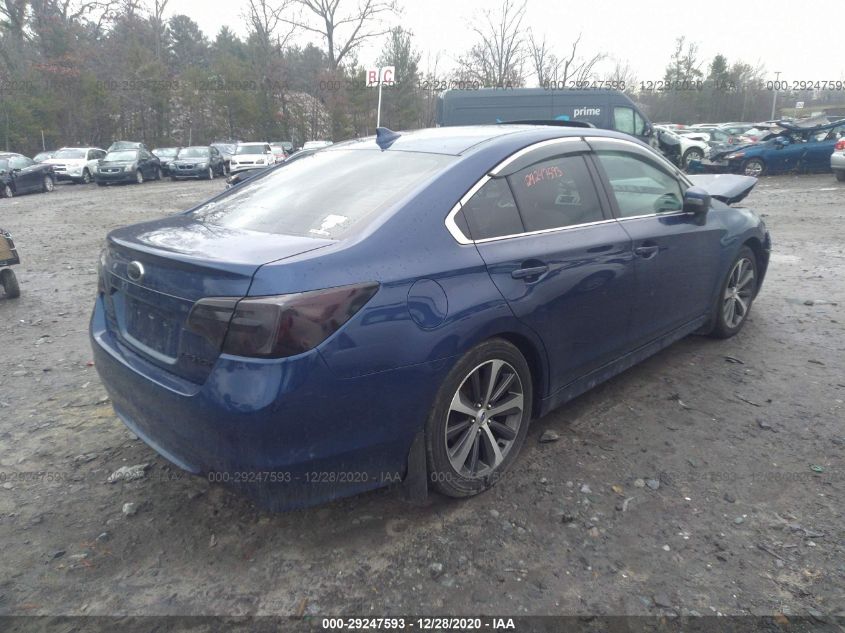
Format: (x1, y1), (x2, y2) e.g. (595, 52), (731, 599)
(742, 236), (768, 292)
(488, 330), (548, 420)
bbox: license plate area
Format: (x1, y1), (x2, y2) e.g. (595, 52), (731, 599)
(125, 299), (180, 360)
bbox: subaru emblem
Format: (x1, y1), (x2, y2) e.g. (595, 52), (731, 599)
(127, 261), (145, 283)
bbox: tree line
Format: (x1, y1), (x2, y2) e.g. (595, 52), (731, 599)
(1, 0), (841, 155)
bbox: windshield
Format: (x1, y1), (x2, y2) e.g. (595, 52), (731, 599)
(154, 148), (178, 157)
(178, 147), (210, 158)
(236, 144), (266, 155)
(55, 149), (87, 159)
(191, 149), (455, 239)
(104, 150), (137, 161)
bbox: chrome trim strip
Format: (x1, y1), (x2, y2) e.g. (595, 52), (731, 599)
(488, 137), (584, 176)
(444, 174), (492, 245)
(445, 137), (585, 245)
(443, 134), (693, 245)
(473, 218), (619, 244)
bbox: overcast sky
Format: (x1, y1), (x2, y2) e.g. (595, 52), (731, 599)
(174, 0), (844, 85)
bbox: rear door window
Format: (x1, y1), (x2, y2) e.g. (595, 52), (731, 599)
(506, 155), (604, 231)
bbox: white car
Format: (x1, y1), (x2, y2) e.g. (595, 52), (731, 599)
(229, 143), (275, 173)
(45, 147), (107, 184)
(654, 126), (709, 167)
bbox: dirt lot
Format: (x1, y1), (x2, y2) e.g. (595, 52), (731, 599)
(0, 174), (843, 619)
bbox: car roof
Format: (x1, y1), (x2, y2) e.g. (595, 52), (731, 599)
(325, 125), (645, 156)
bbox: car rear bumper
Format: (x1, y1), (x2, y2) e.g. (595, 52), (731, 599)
(90, 296), (446, 510)
(230, 164), (266, 173)
(170, 167), (207, 178)
(55, 172), (82, 181)
(96, 171), (135, 183)
(831, 152), (845, 171)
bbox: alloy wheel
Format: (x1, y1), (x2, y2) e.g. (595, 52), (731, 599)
(82, 169), (91, 184)
(723, 257), (755, 329)
(3, 184), (12, 198)
(136, 170), (144, 184)
(445, 359), (525, 478)
(744, 160), (764, 177)
(44, 176), (54, 192)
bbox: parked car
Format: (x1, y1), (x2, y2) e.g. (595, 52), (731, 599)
(655, 125), (709, 167)
(33, 151), (55, 163)
(152, 147), (180, 175)
(0, 153), (56, 198)
(45, 147), (106, 184)
(91, 124), (770, 511)
(229, 142), (274, 173)
(269, 143), (288, 163)
(108, 140), (149, 152)
(94, 148), (161, 185)
(210, 142), (237, 171)
(169, 146), (226, 180)
(832, 138), (845, 181)
(0, 228), (21, 298)
(692, 119), (845, 176)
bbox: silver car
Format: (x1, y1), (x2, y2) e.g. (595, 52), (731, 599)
(832, 138), (845, 182)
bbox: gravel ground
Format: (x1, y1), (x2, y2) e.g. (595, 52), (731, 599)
(0, 174), (843, 619)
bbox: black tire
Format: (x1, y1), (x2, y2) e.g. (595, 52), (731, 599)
(154, 167), (162, 181)
(81, 169), (92, 184)
(1, 268), (20, 299)
(223, 162), (230, 176)
(709, 246), (758, 339)
(206, 166), (214, 180)
(835, 170), (845, 182)
(96, 181), (106, 187)
(743, 158), (766, 177)
(426, 338), (532, 498)
(135, 169), (144, 184)
(3, 183), (13, 198)
(42, 175), (54, 193)
(683, 147), (704, 167)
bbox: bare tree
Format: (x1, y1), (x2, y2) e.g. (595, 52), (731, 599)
(527, 30), (560, 87)
(245, 0), (296, 52)
(284, 0), (397, 70)
(603, 57), (637, 91)
(454, 0), (527, 87)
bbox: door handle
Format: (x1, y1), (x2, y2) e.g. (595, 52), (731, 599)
(511, 265), (549, 280)
(634, 245), (660, 259)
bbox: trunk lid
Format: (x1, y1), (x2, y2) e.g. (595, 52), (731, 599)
(102, 215), (333, 383)
(687, 174), (757, 205)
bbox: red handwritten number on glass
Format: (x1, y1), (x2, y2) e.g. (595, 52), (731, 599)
(524, 166), (564, 188)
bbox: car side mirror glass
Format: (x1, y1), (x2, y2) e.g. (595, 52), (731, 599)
(683, 186), (710, 215)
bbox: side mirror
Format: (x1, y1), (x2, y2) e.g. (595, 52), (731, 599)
(683, 186), (710, 216)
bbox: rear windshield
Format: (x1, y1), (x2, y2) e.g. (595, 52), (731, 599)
(55, 149), (87, 159)
(236, 144), (266, 154)
(191, 149), (455, 239)
(105, 150), (137, 161)
(179, 147), (210, 157)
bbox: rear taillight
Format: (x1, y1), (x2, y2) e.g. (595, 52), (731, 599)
(835, 139), (845, 151)
(186, 282), (379, 358)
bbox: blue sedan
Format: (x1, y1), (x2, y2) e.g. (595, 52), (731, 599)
(90, 124), (771, 510)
